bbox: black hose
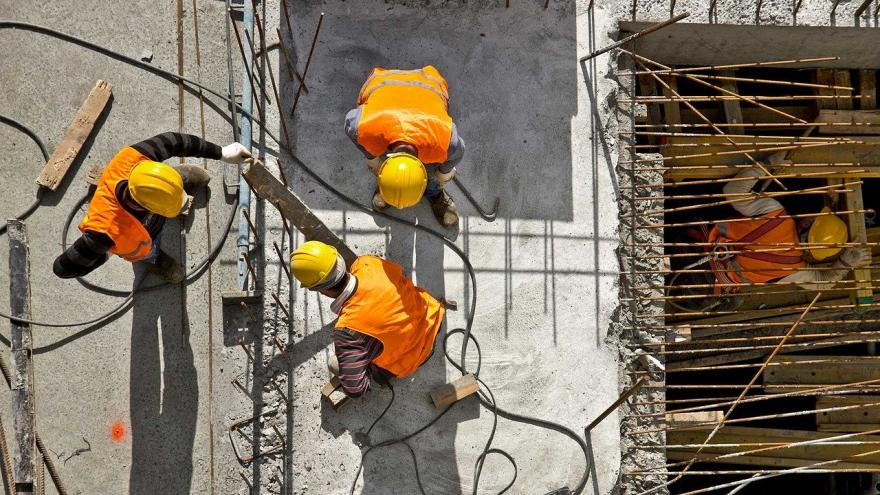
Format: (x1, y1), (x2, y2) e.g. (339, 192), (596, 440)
(0, 20), (591, 494)
(0, 114), (49, 234)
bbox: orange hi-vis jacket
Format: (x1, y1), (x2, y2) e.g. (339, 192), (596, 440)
(707, 208), (805, 292)
(355, 66), (454, 165)
(79, 146), (154, 262)
(335, 256), (445, 377)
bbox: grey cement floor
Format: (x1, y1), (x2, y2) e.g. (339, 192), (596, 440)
(6, 0), (841, 493)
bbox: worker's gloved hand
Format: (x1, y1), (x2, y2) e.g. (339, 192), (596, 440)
(838, 247), (870, 268)
(221, 142), (252, 164)
(430, 167), (456, 189)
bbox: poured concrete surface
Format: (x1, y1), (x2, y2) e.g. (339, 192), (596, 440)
(279, 1), (621, 493)
(0, 0), (866, 493)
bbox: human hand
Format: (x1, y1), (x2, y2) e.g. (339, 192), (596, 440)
(221, 142), (252, 164)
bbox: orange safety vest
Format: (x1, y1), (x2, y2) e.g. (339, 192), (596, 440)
(355, 66), (454, 165)
(79, 146), (154, 262)
(335, 256), (445, 377)
(707, 208), (805, 291)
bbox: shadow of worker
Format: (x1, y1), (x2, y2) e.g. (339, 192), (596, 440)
(128, 238), (198, 495)
(350, 209), (476, 494)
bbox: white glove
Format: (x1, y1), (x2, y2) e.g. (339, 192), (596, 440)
(221, 142), (252, 164)
(838, 247), (870, 268)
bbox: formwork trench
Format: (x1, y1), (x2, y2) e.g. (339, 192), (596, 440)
(618, 23), (880, 495)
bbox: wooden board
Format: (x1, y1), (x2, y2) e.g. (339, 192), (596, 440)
(661, 76), (681, 131)
(321, 376), (349, 411)
(835, 70), (854, 111)
(816, 69), (837, 110)
(816, 110), (880, 135)
(842, 180), (873, 304)
(763, 355), (880, 393)
(816, 395), (880, 430)
(861, 70), (877, 110)
(8, 221), (35, 492)
(666, 410), (722, 426)
(430, 373), (479, 409)
(36, 80), (112, 190)
(242, 161), (357, 266)
(667, 426), (880, 469)
(719, 70), (744, 134)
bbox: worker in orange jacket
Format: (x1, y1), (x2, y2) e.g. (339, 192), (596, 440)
(53, 132), (252, 282)
(290, 241), (445, 398)
(673, 165), (869, 311)
(344, 66), (465, 228)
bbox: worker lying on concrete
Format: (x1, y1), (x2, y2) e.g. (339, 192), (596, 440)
(345, 66), (465, 228)
(674, 165), (870, 311)
(290, 241), (445, 398)
(53, 132), (252, 282)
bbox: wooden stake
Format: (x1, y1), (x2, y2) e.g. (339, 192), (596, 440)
(430, 373), (480, 409)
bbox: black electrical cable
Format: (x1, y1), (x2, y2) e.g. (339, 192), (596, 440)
(0, 114), (49, 235)
(0, 20), (591, 494)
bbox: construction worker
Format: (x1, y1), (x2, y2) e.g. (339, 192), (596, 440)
(53, 132), (252, 282)
(290, 241), (445, 398)
(344, 66), (465, 228)
(672, 166), (869, 311)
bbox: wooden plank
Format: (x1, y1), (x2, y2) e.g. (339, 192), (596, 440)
(666, 410), (722, 426)
(638, 75), (662, 145)
(666, 451), (880, 470)
(719, 70), (744, 135)
(679, 105), (815, 128)
(835, 70), (854, 110)
(321, 376), (350, 411)
(8, 220), (35, 494)
(661, 75), (681, 131)
(842, 180), (873, 305)
(667, 426), (880, 468)
(816, 109), (880, 135)
(816, 395), (880, 429)
(816, 69), (838, 110)
(861, 70), (876, 110)
(242, 161), (357, 267)
(763, 355), (880, 393)
(36, 80), (112, 191)
(430, 373), (479, 409)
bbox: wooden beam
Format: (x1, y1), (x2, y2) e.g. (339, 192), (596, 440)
(816, 395), (880, 430)
(8, 221), (35, 494)
(816, 69), (838, 110)
(661, 75), (681, 131)
(860, 70), (876, 110)
(842, 180), (873, 305)
(668, 426), (880, 468)
(638, 75), (662, 145)
(430, 373), (479, 409)
(763, 355), (880, 393)
(719, 70), (744, 134)
(816, 109), (880, 135)
(666, 410), (722, 426)
(320, 376), (350, 411)
(835, 70), (854, 111)
(36, 80), (112, 191)
(242, 161), (357, 267)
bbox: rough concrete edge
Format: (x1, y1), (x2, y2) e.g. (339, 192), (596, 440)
(606, 52), (669, 494)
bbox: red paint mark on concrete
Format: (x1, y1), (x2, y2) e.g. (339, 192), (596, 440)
(110, 421), (126, 443)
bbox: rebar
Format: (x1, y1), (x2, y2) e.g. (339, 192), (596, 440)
(578, 11), (690, 62)
(291, 12), (323, 116)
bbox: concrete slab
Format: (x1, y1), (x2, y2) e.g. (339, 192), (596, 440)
(276, 1), (621, 494)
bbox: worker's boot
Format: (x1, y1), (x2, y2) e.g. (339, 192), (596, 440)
(429, 190), (459, 227)
(173, 165), (211, 193)
(146, 250), (186, 284)
(371, 187), (389, 212)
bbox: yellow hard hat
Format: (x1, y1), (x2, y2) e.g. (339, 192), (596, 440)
(291, 241), (339, 288)
(377, 152), (427, 209)
(808, 207), (848, 262)
(128, 161), (186, 218)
